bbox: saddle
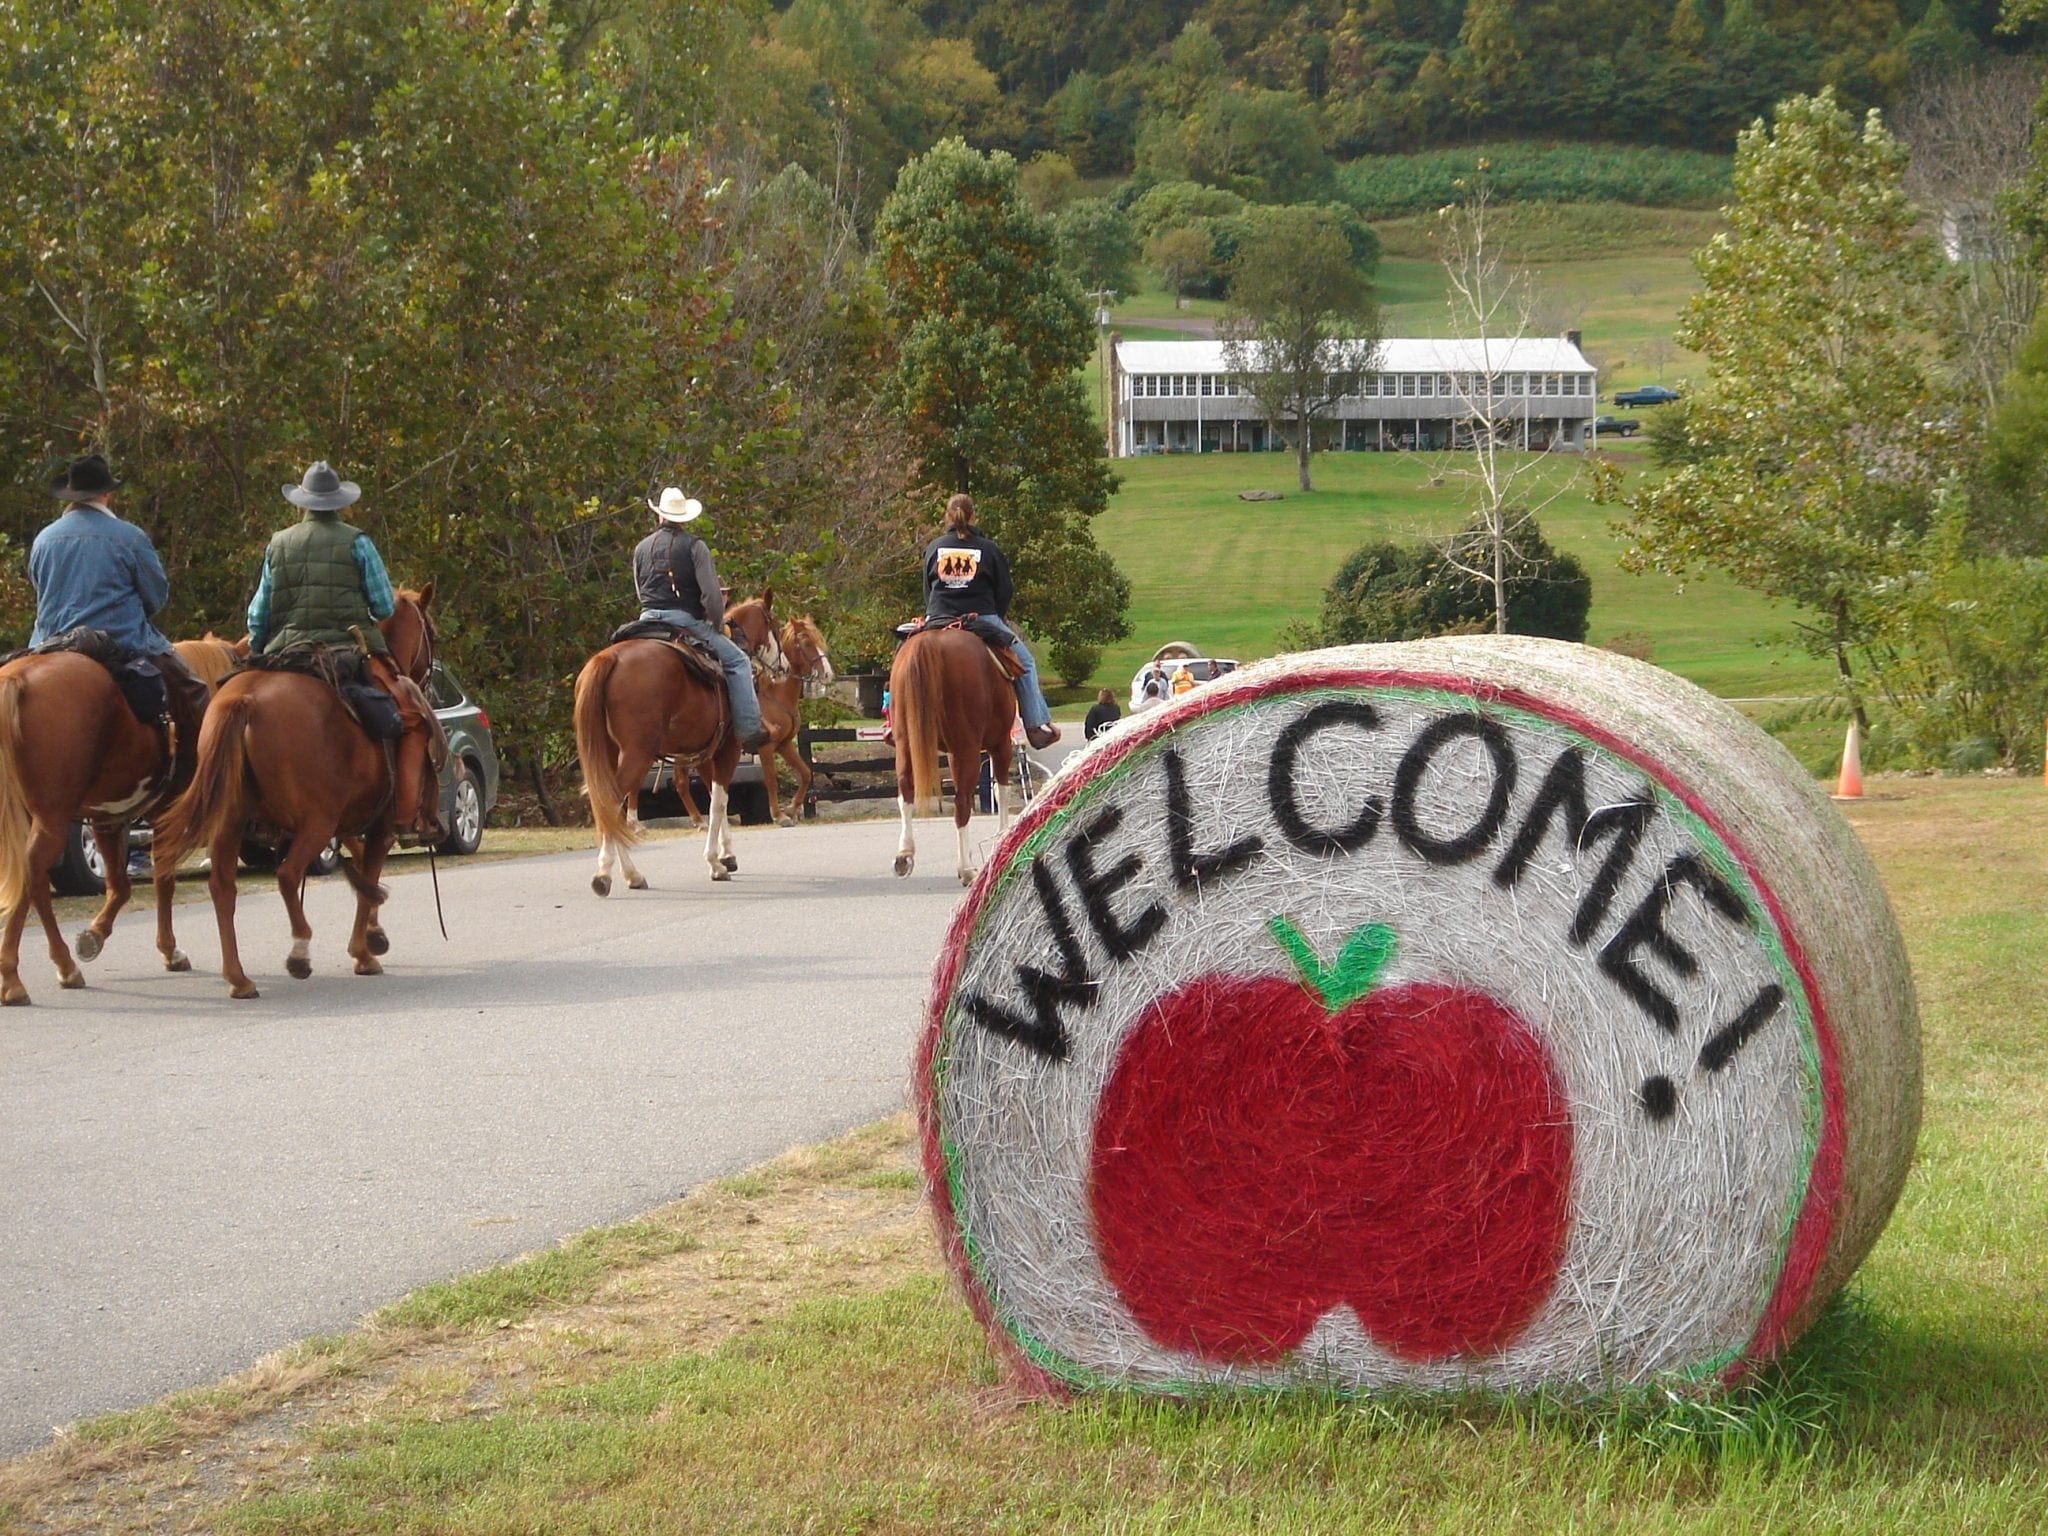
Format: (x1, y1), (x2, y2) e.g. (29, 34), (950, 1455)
(894, 615), (1024, 681)
(237, 646), (404, 743)
(6, 628), (172, 731)
(609, 620), (726, 690)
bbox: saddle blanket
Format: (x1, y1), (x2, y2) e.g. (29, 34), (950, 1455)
(5, 628), (171, 728)
(893, 615), (1024, 680)
(239, 646), (404, 743)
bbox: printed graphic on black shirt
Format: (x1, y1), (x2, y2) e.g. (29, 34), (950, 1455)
(935, 546), (983, 587)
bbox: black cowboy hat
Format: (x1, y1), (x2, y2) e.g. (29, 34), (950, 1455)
(284, 460), (361, 511)
(49, 453), (121, 500)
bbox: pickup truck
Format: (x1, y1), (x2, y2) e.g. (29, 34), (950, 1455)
(1591, 414), (1641, 437)
(1612, 385), (1682, 408)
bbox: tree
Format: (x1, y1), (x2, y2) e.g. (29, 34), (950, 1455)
(1894, 57), (2041, 412)
(1311, 520), (1591, 646)
(1621, 90), (1954, 710)
(1052, 199), (1139, 300)
(1145, 226), (1216, 307)
(1429, 168), (1602, 633)
(1219, 205), (1381, 492)
(876, 138), (1129, 666)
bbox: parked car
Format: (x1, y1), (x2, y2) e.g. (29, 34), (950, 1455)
(1612, 385), (1682, 408)
(1129, 642), (1240, 713)
(54, 659), (501, 896)
(1591, 415), (1642, 437)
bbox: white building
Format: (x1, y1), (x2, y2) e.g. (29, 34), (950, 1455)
(1111, 336), (1599, 457)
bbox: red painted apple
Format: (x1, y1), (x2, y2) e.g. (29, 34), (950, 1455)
(1087, 917), (1573, 1364)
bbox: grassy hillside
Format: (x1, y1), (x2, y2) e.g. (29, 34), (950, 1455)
(1088, 452), (1830, 705)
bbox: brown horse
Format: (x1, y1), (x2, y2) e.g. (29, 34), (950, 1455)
(0, 647), (198, 1005)
(150, 588), (439, 1000)
(680, 608), (837, 829)
(889, 625), (1019, 885)
(174, 632), (249, 688)
(572, 593), (779, 895)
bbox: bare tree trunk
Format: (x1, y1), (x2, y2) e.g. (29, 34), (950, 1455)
(1296, 418), (1312, 491)
(1493, 509), (1508, 633)
(526, 753), (562, 826)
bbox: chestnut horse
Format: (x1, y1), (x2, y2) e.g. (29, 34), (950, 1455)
(0, 647), (199, 1006)
(150, 588), (439, 1000)
(572, 593), (781, 895)
(889, 625), (1018, 886)
(681, 608), (837, 828)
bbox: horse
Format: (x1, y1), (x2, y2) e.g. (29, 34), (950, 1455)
(679, 608), (837, 829)
(174, 632), (248, 689)
(889, 624), (1019, 886)
(572, 592), (782, 896)
(149, 587), (439, 1000)
(0, 645), (203, 1006)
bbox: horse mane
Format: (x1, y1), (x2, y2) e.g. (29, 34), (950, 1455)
(174, 634), (247, 689)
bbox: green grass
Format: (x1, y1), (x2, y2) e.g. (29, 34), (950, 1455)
(1088, 452), (1828, 703)
(208, 781), (2048, 1533)
(373, 1219), (702, 1330)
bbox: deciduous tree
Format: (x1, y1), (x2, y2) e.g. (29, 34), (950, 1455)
(1621, 90), (1955, 707)
(1219, 204), (1381, 491)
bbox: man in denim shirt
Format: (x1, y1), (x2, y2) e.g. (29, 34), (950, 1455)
(28, 454), (210, 784)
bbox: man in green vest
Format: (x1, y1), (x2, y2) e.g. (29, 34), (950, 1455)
(247, 461), (442, 844)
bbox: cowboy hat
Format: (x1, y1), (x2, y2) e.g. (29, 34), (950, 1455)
(284, 461), (361, 511)
(648, 487), (702, 523)
(50, 453), (122, 500)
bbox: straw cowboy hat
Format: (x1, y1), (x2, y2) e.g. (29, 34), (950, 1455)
(284, 461), (362, 511)
(50, 453), (122, 500)
(648, 487), (703, 524)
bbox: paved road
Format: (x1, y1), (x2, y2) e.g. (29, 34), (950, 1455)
(0, 818), (993, 1456)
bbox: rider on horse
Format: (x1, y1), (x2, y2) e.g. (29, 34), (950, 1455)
(921, 493), (1060, 750)
(245, 462), (443, 844)
(27, 453), (210, 788)
(631, 489), (769, 754)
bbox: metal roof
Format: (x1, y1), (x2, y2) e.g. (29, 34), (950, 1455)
(1114, 336), (1595, 373)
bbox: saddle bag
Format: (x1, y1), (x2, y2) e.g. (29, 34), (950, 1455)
(340, 682), (405, 743)
(112, 657), (171, 727)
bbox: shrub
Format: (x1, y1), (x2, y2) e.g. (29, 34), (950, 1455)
(1337, 142), (1731, 216)
(1314, 516), (1592, 646)
(1048, 637), (1103, 690)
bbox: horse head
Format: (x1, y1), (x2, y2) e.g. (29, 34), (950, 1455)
(725, 591), (786, 680)
(382, 582), (438, 685)
(782, 614), (835, 690)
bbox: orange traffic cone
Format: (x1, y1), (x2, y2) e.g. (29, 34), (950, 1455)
(1832, 719), (1864, 801)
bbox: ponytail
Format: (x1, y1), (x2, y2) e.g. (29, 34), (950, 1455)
(944, 493), (975, 534)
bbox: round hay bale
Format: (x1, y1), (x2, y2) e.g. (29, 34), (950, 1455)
(918, 637), (1919, 1395)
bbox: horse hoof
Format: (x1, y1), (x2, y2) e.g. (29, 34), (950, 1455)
(75, 930), (103, 963)
(592, 875), (612, 898)
(355, 957), (384, 976)
(894, 856), (913, 878)
(627, 875), (649, 891)
(286, 956), (313, 981)
(1, 986), (28, 1007)
(776, 815), (795, 829)
(721, 855), (739, 873)
(230, 982), (260, 1001)
(710, 865), (732, 883)
(59, 968), (85, 990)
(366, 928), (390, 957)
(958, 869), (975, 887)
(164, 950), (192, 973)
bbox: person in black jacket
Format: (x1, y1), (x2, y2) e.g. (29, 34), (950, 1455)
(921, 493), (1059, 749)
(632, 488), (769, 752)
(1083, 687), (1121, 740)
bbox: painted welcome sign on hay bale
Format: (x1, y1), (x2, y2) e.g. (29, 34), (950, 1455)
(918, 637), (1920, 1395)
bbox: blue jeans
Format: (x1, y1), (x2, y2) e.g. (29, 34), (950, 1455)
(640, 609), (764, 741)
(967, 616), (1052, 732)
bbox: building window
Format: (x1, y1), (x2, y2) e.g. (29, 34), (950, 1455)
(1401, 374), (1416, 396)
(1579, 375), (1593, 395)
(1509, 373), (1525, 395)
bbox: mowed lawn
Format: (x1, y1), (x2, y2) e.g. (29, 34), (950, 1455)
(1088, 451), (1832, 703)
(7, 780), (2043, 1533)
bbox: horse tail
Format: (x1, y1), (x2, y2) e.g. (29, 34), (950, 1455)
(151, 693), (254, 872)
(895, 635), (945, 817)
(0, 676), (33, 913)
(575, 649), (641, 849)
